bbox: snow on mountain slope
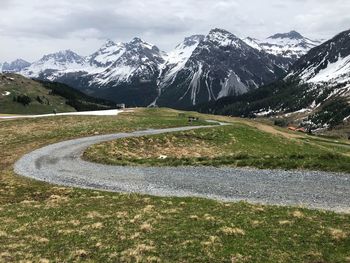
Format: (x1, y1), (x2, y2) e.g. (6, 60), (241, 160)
(87, 37), (165, 87)
(159, 35), (204, 88)
(156, 28), (285, 108)
(88, 40), (126, 68)
(306, 54), (350, 84)
(242, 37), (263, 51)
(289, 29), (350, 85)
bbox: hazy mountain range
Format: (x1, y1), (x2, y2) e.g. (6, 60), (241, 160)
(1, 28), (323, 108)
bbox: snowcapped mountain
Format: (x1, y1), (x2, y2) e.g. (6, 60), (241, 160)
(51, 38), (165, 106)
(21, 50), (85, 80)
(89, 37), (165, 87)
(0, 59), (31, 73)
(156, 28), (286, 108)
(5, 28), (328, 109)
(17, 38), (165, 106)
(9, 29), (287, 108)
(243, 31), (322, 69)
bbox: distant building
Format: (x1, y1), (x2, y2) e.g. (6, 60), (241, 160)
(288, 126), (306, 133)
(188, 116), (199, 123)
(116, 103), (126, 109)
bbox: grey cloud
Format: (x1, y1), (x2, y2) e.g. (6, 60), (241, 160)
(0, 0), (348, 61)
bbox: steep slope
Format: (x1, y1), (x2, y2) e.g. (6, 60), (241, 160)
(157, 28), (286, 109)
(0, 73), (115, 114)
(289, 29), (350, 85)
(150, 35), (205, 106)
(243, 31), (322, 70)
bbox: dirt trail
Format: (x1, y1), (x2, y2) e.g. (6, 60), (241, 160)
(231, 118), (303, 139)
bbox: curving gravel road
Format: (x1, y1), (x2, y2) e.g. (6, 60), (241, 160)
(14, 124), (350, 213)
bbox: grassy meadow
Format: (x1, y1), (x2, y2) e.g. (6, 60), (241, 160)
(0, 108), (349, 262)
(85, 120), (350, 173)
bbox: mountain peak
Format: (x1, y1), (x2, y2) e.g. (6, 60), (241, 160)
(208, 28), (236, 37)
(128, 37), (156, 51)
(206, 28), (242, 47)
(130, 37), (150, 45)
(103, 39), (117, 47)
(268, 30), (304, 40)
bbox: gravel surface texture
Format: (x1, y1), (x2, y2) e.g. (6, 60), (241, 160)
(14, 124), (350, 213)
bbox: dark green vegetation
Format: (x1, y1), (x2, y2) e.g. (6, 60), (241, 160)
(93, 79), (159, 107)
(85, 122), (350, 173)
(196, 80), (319, 117)
(308, 98), (350, 129)
(195, 80), (350, 131)
(0, 109), (349, 262)
(0, 73), (115, 114)
(195, 80), (309, 117)
(38, 80), (116, 111)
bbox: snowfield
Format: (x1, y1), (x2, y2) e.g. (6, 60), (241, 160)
(0, 109), (126, 119)
(306, 54), (350, 84)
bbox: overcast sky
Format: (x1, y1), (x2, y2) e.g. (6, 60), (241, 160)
(1, 0), (349, 62)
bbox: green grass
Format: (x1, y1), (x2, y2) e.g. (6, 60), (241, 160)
(84, 123), (350, 173)
(0, 74), (76, 114)
(0, 73), (115, 114)
(0, 108), (349, 262)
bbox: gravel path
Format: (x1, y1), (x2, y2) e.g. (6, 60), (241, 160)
(14, 124), (350, 213)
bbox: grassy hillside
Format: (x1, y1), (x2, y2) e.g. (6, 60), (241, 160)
(0, 73), (115, 115)
(0, 73), (75, 114)
(0, 109), (349, 262)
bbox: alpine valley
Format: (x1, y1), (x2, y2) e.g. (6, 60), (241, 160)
(1, 28), (322, 108)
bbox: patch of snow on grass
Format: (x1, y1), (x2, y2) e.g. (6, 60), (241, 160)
(255, 109), (274, 116)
